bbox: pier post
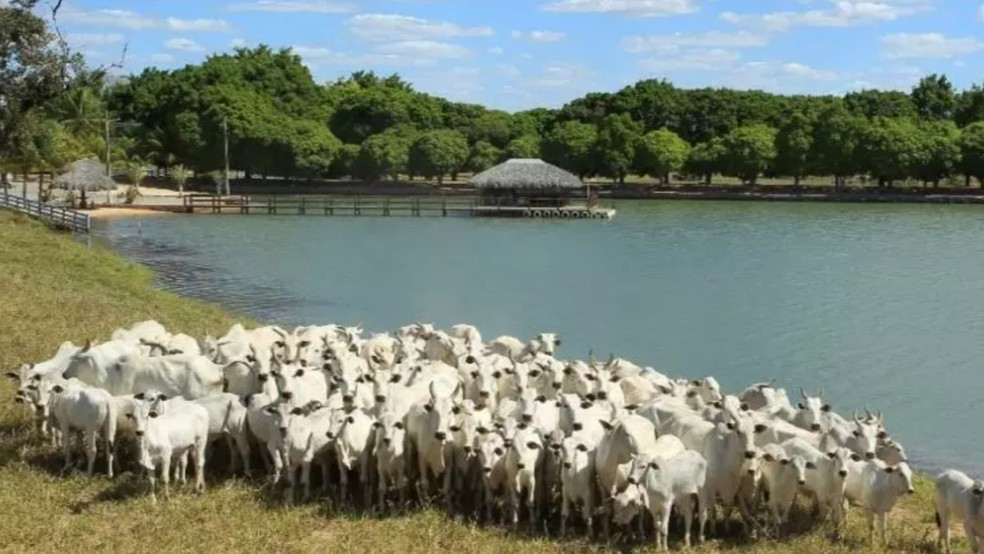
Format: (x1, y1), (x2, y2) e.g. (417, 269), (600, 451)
(299, 197), (306, 216)
(442, 196), (447, 217)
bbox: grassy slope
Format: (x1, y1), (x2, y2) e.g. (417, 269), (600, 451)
(0, 210), (950, 553)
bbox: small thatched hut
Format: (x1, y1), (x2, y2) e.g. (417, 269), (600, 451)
(52, 160), (116, 191)
(51, 159), (117, 208)
(470, 158), (583, 207)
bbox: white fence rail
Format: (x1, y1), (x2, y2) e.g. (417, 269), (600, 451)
(0, 189), (91, 233)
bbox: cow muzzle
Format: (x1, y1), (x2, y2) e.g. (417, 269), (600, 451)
(521, 414), (533, 423)
(280, 427), (288, 436)
(865, 452), (875, 460)
(810, 424), (822, 432)
(839, 470), (848, 477)
(434, 432), (447, 441)
(280, 392), (293, 400)
(383, 438), (391, 446)
(564, 462), (572, 469)
(483, 467), (492, 474)
(135, 431), (144, 437)
(552, 382), (562, 390)
(572, 423), (583, 431)
(798, 479), (806, 486)
(13, 396), (23, 404)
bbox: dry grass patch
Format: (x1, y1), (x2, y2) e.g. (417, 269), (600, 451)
(0, 210), (961, 553)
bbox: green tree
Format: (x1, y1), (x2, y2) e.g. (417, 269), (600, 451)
(595, 113), (642, 184)
(355, 131), (413, 182)
(171, 164), (192, 196)
(465, 140), (502, 173)
(775, 112), (814, 186)
(634, 128), (690, 184)
(911, 74), (955, 121)
(0, 4), (80, 178)
(912, 120), (960, 187)
(613, 79), (679, 131)
(720, 124), (777, 185)
(503, 134), (541, 160)
(408, 129), (468, 185)
(844, 90), (916, 119)
(467, 111), (513, 148)
(955, 85), (984, 127)
(856, 117), (923, 187)
(810, 106), (865, 187)
(959, 122), (984, 187)
(684, 138), (725, 185)
(541, 120), (598, 179)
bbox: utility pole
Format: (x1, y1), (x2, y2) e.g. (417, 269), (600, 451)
(104, 117), (112, 205)
(222, 116), (231, 196)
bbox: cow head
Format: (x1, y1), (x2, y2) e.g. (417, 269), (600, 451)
(331, 355), (368, 407)
(850, 415), (880, 460)
(478, 431), (506, 478)
(876, 438), (908, 465)
(796, 388), (830, 432)
(450, 401), (490, 459)
(533, 333), (561, 356)
(374, 412), (406, 456)
(724, 416), (768, 460)
(508, 426), (543, 473)
(610, 482), (645, 527)
(422, 380), (461, 444)
(883, 462), (915, 495)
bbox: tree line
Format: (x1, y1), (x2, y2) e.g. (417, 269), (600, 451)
(3, 3), (984, 189)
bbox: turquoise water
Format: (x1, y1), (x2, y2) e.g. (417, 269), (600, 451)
(95, 200), (984, 475)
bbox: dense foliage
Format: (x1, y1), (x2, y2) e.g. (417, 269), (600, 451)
(3, 6), (984, 189)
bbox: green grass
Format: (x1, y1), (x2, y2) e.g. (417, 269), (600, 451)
(0, 210), (958, 553)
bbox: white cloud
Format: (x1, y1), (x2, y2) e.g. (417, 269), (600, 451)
(882, 33), (984, 59)
(227, 1), (355, 13)
(980, 2), (984, 22)
(68, 33), (125, 46)
(721, 0), (932, 32)
(489, 46), (505, 55)
(151, 53), (176, 63)
(779, 62), (839, 80)
(638, 48), (741, 71)
(512, 30), (566, 42)
(165, 38), (205, 53)
(230, 38), (249, 48)
(373, 40), (472, 59)
(542, 0), (699, 17)
(61, 8), (156, 29)
(348, 14), (493, 42)
(167, 18), (232, 32)
(496, 63), (522, 78)
(534, 63), (593, 87)
(621, 30), (767, 52)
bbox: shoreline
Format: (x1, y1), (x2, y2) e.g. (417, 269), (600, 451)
(86, 206), (178, 219)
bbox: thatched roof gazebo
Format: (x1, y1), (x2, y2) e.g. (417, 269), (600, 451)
(52, 160), (116, 191)
(470, 158), (583, 190)
(470, 158), (584, 208)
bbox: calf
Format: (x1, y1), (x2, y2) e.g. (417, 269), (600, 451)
(267, 401), (335, 504)
(504, 425), (544, 531)
(860, 460), (915, 544)
(477, 430), (510, 523)
(759, 444), (812, 536)
(936, 470), (984, 554)
(30, 378), (117, 477)
(329, 408), (375, 506)
(126, 393), (209, 503)
(193, 393), (252, 476)
(630, 450), (708, 551)
(405, 381), (461, 504)
(556, 435), (599, 537)
(374, 412), (409, 511)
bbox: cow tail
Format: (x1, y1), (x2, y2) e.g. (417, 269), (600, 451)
(220, 398), (234, 435)
(935, 510), (941, 528)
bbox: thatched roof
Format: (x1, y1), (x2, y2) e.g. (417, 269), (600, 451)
(52, 159), (117, 191)
(470, 158), (582, 190)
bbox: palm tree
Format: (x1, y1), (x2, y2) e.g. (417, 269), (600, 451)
(45, 87), (105, 137)
(171, 164), (191, 197)
(124, 159), (146, 204)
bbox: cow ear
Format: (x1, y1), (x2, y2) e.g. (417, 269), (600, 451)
(451, 405), (461, 415)
(389, 374), (402, 383)
(476, 426), (489, 435)
(780, 459), (790, 466)
(157, 394), (168, 401)
(299, 340), (311, 348)
(763, 453), (775, 462)
(295, 369), (305, 377)
(491, 371), (502, 379)
(726, 422), (736, 431)
(372, 421), (382, 429)
(609, 375), (620, 383)
(4, 372), (19, 381)
(576, 443), (588, 452)
(826, 451), (837, 459)
(884, 466), (895, 474)
(821, 404), (831, 412)
(470, 371), (479, 379)
(555, 401), (563, 408)
(599, 419), (614, 431)
(740, 403), (750, 412)
(877, 431), (887, 440)
(265, 406), (278, 415)
(754, 424), (768, 434)
(852, 430), (861, 438)
(712, 401), (722, 409)
(290, 407), (303, 415)
(580, 401), (592, 410)
(850, 453), (862, 462)
(624, 404), (638, 412)
(424, 404), (434, 412)
(648, 462), (660, 470)
(346, 416), (355, 424)
(690, 380), (701, 386)
(563, 367), (573, 375)
(535, 395), (546, 403)
(134, 392), (145, 400)
(51, 384), (64, 393)
(393, 421), (404, 430)
(797, 402), (805, 410)
(806, 461), (817, 470)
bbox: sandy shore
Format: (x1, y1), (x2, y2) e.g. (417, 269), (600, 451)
(87, 207), (174, 219)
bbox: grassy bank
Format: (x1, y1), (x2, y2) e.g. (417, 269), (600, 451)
(0, 210), (949, 553)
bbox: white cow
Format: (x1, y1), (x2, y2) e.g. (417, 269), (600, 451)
(759, 444), (812, 535)
(406, 381), (461, 503)
(192, 393), (252, 476)
(504, 424), (544, 530)
(556, 435), (599, 537)
(29, 377), (117, 477)
(374, 411), (409, 510)
(111, 320), (169, 345)
(126, 393), (209, 503)
(329, 408), (375, 506)
(782, 437), (851, 527)
(936, 470), (984, 554)
(267, 401), (336, 504)
(66, 350), (223, 400)
(859, 460), (915, 544)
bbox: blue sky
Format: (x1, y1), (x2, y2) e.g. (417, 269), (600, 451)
(49, 0), (984, 111)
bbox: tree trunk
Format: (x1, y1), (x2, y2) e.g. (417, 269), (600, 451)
(22, 171), (27, 198)
(39, 173), (45, 202)
(794, 175), (801, 187)
(704, 173), (712, 186)
(437, 175), (444, 186)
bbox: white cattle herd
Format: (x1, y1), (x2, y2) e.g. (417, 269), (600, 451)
(5, 320), (983, 552)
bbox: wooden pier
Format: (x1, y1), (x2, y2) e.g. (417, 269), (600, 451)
(0, 189), (91, 233)
(182, 194), (616, 220)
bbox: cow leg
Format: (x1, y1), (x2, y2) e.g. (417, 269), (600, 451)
(680, 495), (695, 548)
(527, 479), (537, 532)
(697, 490), (709, 544)
(285, 465), (296, 505)
(416, 458), (431, 506)
(397, 472), (407, 512)
(964, 523), (978, 554)
(378, 471), (388, 512)
(267, 443), (282, 484)
(560, 493), (570, 537)
(338, 463), (349, 505)
(161, 454), (171, 500)
(510, 478), (521, 530)
(147, 465), (158, 504)
(865, 509), (875, 543)
(583, 499), (594, 540)
(236, 434), (251, 478)
(301, 461), (312, 503)
(84, 431), (98, 476)
(61, 423), (73, 472)
(879, 511), (888, 544)
(225, 436), (237, 475)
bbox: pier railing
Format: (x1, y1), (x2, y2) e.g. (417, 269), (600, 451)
(0, 188), (91, 233)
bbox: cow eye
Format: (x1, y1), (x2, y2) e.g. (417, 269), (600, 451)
(389, 374), (401, 383)
(393, 422), (404, 430)
(852, 430), (861, 438)
(477, 427), (489, 434)
(450, 425), (461, 432)
(797, 403), (805, 410)
(125, 413), (134, 420)
(299, 341), (311, 348)
(528, 370), (541, 378)
(585, 374), (597, 381)
(246, 355), (256, 363)
(526, 442), (540, 450)
(424, 404), (434, 412)
(276, 341), (286, 348)
(493, 447), (503, 456)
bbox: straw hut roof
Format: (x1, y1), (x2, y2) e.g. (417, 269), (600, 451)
(52, 159), (117, 191)
(470, 158), (582, 190)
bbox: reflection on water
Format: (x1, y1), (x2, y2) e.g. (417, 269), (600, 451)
(93, 201), (984, 476)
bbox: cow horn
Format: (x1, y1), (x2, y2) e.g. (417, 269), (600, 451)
(817, 389), (824, 399)
(588, 349), (596, 365)
(864, 407), (873, 420)
(853, 412), (862, 424)
(272, 326), (287, 339)
(800, 387), (808, 400)
(81, 339), (92, 353)
(428, 380), (438, 402)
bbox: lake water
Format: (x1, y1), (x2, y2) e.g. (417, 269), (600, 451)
(93, 200), (984, 476)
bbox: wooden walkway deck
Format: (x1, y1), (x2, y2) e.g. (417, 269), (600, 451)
(182, 195), (616, 220)
(0, 189), (91, 233)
